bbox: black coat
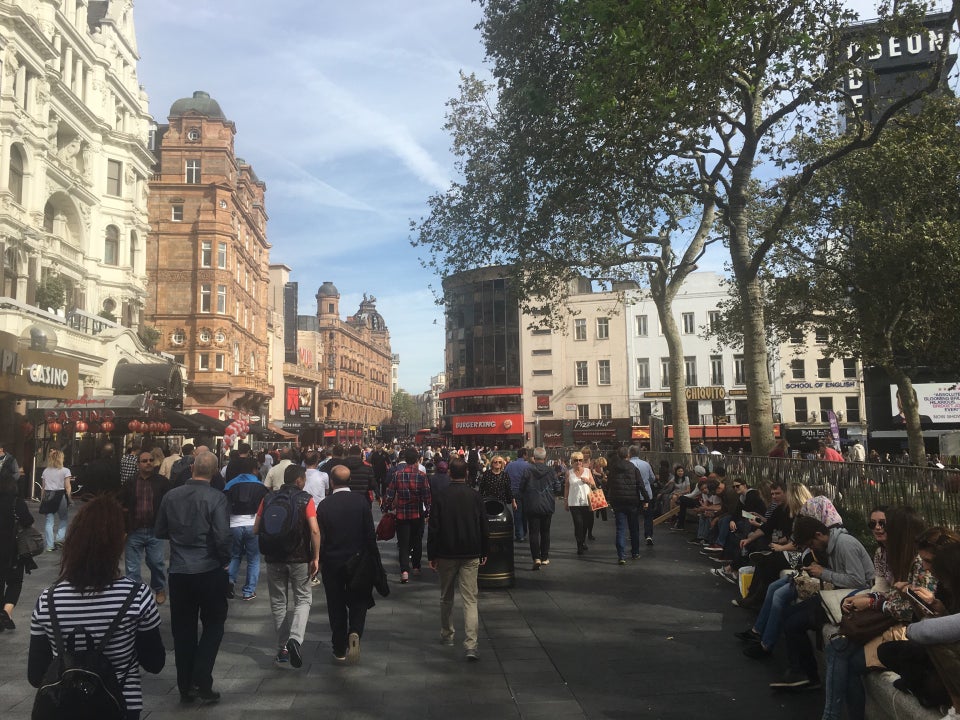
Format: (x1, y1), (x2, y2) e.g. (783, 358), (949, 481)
(606, 460), (646, 511)
(519, 463), (560, 515)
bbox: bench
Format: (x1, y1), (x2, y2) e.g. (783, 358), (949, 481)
(863, 671), (943, 720)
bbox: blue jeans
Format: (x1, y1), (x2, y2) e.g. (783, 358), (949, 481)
(43, 495), (68, 549)
(754, 575), (796, 649)
(125, 527), (167, 592)
(512, 500), (527, 540)
(642, 504), (654, 539)
(822, 635), (867, 720)
(614, 508), (640, 559)
(228, 525), (261, 597)
(697, 514), (712, 541)
(716, 514), (733, 546)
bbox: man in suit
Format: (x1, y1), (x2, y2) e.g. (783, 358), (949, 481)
(315, 464), (377, 664)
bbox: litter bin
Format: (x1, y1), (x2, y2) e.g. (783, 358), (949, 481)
(478, 498), (515, 589)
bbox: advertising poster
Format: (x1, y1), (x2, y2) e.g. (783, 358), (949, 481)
(889, 383), (960, 426)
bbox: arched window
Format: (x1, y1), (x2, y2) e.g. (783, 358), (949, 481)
(9, 146), (24, 205)
(43, 202), (54, 233)
(104, 225), (119, 266)
(129, 230), (137, 268)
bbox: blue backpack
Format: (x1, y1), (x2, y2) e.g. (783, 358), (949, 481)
(258, 490), (300, 557)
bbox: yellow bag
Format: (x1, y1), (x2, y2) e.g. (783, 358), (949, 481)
(738, 566), (755, 598)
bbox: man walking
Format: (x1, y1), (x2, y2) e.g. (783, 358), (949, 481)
(256, 464), (320, 668)
(224, 456), (269, 601)
(427, 458), (489, 661)
(316, 464), (378, 664)
(265, 447), (294, 491)
(154, 450), (231, 704)
(384, 447), (431, 583)
(120, 448), (170, 604)
(607, 447), (649, 564)
(505, 448), (531, 542)
(628, 445), (657, 545)
(519, 448), (560, 569)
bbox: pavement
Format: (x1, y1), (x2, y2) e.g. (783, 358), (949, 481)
(0, 504), (823, 720)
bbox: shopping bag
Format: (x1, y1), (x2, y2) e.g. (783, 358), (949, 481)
(376, 512), (397, 541)
(588, 489), (609, 512)
(738, 566), (755, 598)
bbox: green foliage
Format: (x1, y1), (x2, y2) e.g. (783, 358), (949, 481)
(35, 275), (65, 312)
(140, 325), (161, 350)
(97, 309), (117, 323)
(391, 390), (418, 426)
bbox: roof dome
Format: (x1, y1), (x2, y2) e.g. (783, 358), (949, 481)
(317, 282), (339, 298)
(169, 91), (225, 120)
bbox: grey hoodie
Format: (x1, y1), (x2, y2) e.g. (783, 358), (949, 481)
(906, 612), (960, 645)
(819, 527), (875, 590)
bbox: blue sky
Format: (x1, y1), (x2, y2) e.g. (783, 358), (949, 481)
(134, 0), (488, 394)
(132, 1), (911, 395)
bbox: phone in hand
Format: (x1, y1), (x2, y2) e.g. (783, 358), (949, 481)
(906, 587), (936, 616)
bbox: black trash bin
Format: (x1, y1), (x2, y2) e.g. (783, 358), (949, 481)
(478, 498), (515, 589)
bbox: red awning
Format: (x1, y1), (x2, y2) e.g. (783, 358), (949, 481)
(323, 430), (336, 438)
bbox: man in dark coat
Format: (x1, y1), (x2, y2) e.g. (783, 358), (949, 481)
(119, 448), (171, 603)
(606, 447), (650, 564)
(518, 447), (561, 570)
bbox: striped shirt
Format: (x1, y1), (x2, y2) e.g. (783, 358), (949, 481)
(30, 577), (161, 711)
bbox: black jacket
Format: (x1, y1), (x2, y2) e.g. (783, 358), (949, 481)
(427, 482), (489, 560)
(327, 457), (377, 499)
(316, 489), (376, 570)
(119, 471), (171, 532)
(519, 462), (560, 515)
(606, 460), (647, 510)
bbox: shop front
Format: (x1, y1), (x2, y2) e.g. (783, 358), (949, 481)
(538, 418), (633, 450)
(445, 412), (525, 449)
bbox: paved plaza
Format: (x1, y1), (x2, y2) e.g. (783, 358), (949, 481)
(0, 504), (821, 719)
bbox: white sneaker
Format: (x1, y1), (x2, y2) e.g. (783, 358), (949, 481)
(941, 708), (958, 720)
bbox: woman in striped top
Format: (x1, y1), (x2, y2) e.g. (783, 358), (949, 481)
(28, 497), (165, 719)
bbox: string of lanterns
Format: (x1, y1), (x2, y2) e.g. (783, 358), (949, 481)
(46, 419), (170, 436)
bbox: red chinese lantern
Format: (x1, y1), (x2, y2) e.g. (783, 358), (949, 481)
(101, 421), (115, 433)
(75, 421), (88, 433)
(128, 420), (140, 433)
(48, 421), (62, 434)
(162, 422), (171, 433)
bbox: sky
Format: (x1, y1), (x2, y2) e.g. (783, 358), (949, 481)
(132, 0), (923, 395)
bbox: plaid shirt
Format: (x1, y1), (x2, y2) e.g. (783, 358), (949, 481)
(386, 465), (431, 520)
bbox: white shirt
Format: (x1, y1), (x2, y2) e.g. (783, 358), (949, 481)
(264, 459), (293, 491)
(304, 468), (329, 507)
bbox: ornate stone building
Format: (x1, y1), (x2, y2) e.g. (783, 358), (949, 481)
(145, 90), (272, 421)
(314, 282), (392, 444)
(0, 0), (167, 444)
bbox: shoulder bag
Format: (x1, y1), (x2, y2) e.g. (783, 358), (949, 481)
(838, 608), (897, 645)
(588, 488), (609, 512)
(38, 489), (65, 515)
(376, 512), (396, 541)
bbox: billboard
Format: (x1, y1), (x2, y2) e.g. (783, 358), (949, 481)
(285, 384), (314, 420)
(889, 382), (960, 427)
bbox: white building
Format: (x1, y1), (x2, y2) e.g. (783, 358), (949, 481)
(624, 271), (782, 448)
(0, 1), (165, 415)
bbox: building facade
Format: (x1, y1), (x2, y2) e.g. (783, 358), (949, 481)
(145, 90), (272, 422)
(0, 1), (170, 457)
(313, 282), (392, 445)
(625, 272), (783, 449)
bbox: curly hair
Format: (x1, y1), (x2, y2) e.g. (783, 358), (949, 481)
(58, 496), (125, 593)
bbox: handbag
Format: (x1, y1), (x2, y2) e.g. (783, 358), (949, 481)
(17, 524), (44, 558)
(38, 489), (65, 515)
(376, 512), (396, 541)
(588, 488), (609, 512)
(793, 570), (834, 601)
(838, 607), (897, 645)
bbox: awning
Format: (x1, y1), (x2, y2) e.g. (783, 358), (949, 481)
(162, 408), (228, 434)
(270, 423), (299, 440)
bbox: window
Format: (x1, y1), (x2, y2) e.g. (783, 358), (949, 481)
(185, 159), (201, 184)
(104, 225), (119, 266)
(106, 159), (122, 196)
(710, 355), (724, 385)
(531, 349), (552, 356)
(845, 396), (861, 423)
(817, 358), (832, 379)
(735, 399), (749, 424)
(171, 204), (183, 221)
(200, 284), (211, 312)
(790, 328), (804, 344)
(790, 359), (805, 380)
(129, 231), (137, 268)
(661, 357), (671, 388)
(577, 404), (590, 420)
(684, 356), (697, 386)
(843, 358), (857, 379)
(172, 354), (185, 366)
(8, 146), (24, 204)
(215, 354), (225, 371)
(598, 359), (611, 385)
(198, 353), (209, 371)
(634, 401), (652, 425)
(217, 285), (226, 314)
(597, 317), (609, 340)
(708, 310), (721, 332)
(574, 318), (587, 340)
(575, 361), (588, 386)
(734, 355), (746, 385)
(531, 369), (553, 376)
(711, 399), (727, 424)
(794, 397), (808, 423)
(682, 312), (695, 334)
(815, 327), (829, 344)
(687, 400), (700, 424)
(599, 403), (612, 420)
(201, 241), (212, 267)
(217, 242), (227, 269)
(171, 329), (185, 345)
(636, 358), (650, 389)
(819, 396), (834, 422)
(635, 314), (648, 336)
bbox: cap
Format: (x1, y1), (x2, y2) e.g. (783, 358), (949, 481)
(694, 465), (707, 476)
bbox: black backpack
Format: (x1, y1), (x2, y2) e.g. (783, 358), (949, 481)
(32, 583), (140, 720)
(258, 490), (300, 558)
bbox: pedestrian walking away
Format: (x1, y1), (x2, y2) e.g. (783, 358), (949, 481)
(224, 456), (269, 601)
(119, 448), (170, 605)
(518, 447), (560, 570)
(384, 447), (431, 583)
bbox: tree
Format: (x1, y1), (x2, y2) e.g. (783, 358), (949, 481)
(391, 390), (418, 430)
(35, 275), (65, 312)
(416, 0), (956, 454)
(765, 98), (960, 464)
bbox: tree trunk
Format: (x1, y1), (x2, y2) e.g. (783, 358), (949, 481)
(656, 300), (691, 454)
(885, 365), (926, 466)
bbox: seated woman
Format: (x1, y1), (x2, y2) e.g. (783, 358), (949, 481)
(878, 533), (960, 715)
(28, 497), (165, 720)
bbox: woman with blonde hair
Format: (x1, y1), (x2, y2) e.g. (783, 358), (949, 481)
(477, 455), (515, 510)
(39, 448), (72, 552)
(564, 451), (598, 555)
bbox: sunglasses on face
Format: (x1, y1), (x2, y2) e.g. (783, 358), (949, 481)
(868, 520), (885, 529)
(571, 458), (584, 463)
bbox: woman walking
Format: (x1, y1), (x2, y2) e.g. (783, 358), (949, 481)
(39, 449), (72, 552)
(564, 451), (597, 555)
(0, 473), (35, 629)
